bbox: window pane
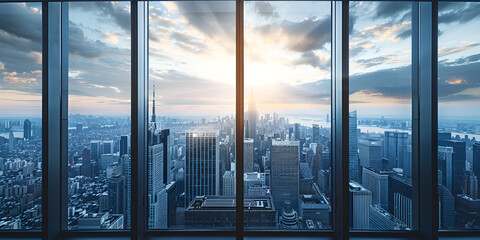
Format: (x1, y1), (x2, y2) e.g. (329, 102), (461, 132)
(244, 1), (332, 230)
(0, 3), (42, 230)
(148, 1), (236, 229)
(67, 1), (131, 230)
(438, 2), (480, 230)
(349, 1), (413, 230)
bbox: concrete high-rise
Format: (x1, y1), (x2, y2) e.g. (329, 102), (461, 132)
(359, 140), (382, 171)
(222, 171), (235, 196)
(120, 135), (130, 156)
(349, 181), (372, 229)
(362, 167), (391, 210)
(185, 130), (220, 204)
(439, 146), (454, 193)
(90, 140), (101, 161)
(271, 140), (300, 211)
(439, 139), (466, 196)
(108, 174), (125, 215)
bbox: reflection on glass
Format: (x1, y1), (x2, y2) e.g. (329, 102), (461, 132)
(148, 1), (236, 229)
(438, 2), (480, 230)
(349, 1), (413, 230)
(244, 1), (332, 230)
(67, 2), (131, 230)
(0, 3), (42, 230)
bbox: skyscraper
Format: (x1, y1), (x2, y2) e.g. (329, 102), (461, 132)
(439, 139), (466, 196)
(245, 95), (257, 139)
(388, 173), (412, 229)
(90, 140), (101, 161)
(473, 142), (480, 198)
(369, 204), (407, 230)
(81, 147), (92, 177)
(148, 142), (164, 229)
(438, 184), (454, 228)
(244, 138), (254, 173)
(312, 124), (320, 143)
(23, 119), (31, 140)
(185, 129), (220, 204)
(271, 140), (300, 211)
(362, 167), (391, 210)
(349, 111), (359, 181)
(438, 146), (454, 193)
(349, 181), (372, 229)
(294, 123), (301, 141)
(108, 174), (125, 215)
(222, 171), (235, 196)
(102, 140), (114, 155)
(120, 135), (130, 156)
(8, 131), (14, 152)
(358, 140), (382, 171)
(383, 131), (409, 170)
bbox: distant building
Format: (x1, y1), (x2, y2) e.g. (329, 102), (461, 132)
(349, 111), (359, 181)
(108, 174), (124, 215)
(369, 204), (407, 230)
(271, 140), (300, 211)
(244, 172), (269, 196)
(77, 212), (123, 229)
(438, 184), (454, 229)
(222, 171), (235, 196)
(439, 139), (466, 196)
(299, 194), (331, 229)
(362, 167), (391, 210)
(388, 173), (412, 229)
(185, 130), (220, 204)
(23, 119), (31, 140)
(244, 138), (254, 173)
(349, 181), (372, 229)
(383, 131), (409, 170)
(245, 96), (258, 139)
(358, 139), (382, 171)
(280, 200), (298, 229)
(438, 146), (454, 193)
(185, 195), (276, 228)
(120, 135), (130, 156)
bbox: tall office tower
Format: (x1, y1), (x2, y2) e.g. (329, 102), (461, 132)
(312, 124), (320, 143)
(244, 172), (269, 196)
(90, 140), (101, 161)
(388, 173), (412, 229)
(438, 184), (455, 228)
(102, 140), (114, 155)
(271, 140), (300, 211)
(362, 167), (391, 210)
(120, 135), (130, 156)
(349, 111), (359, 181)
(404, 146), (412, 177)
(359, 140), (382, 171)
(349, 181), (372, 229)
(439, 139), (466, 196)
(369, 204), (407, 230)
(23, 119), (31, 140)
(438, 146), (454, 192)
(294, 123), (301, 141)
(326, 114), (329, 123)
(121, 155), (131, 227)
(9, 131), (14, 152)
(222, 171), (235, 196)
(245, 95), (257, 139)
(318, 169), (330, 197)
(465, 171), (478, 199)
(108, 174), (125, 215)
(244, 138), (254, 172)
(473, 142), (480, 198)
(81, 147), (92, 177)
(148, 142), (164, 228)
(185, 130), (220, 204)
(438, 132), (452, 141)
(383, 131), (409, 170)
(99, 154), (117, 171)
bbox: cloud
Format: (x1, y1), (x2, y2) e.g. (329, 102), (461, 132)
(445, 78), (466, 85)
(253, 2), (279, 19)
(438, 43), (480, 57)
(255, 16), (331, 53)
(70, 2), (131, 33)
(104, 32), (121, 44)
(353, 55), (401, 70)
(294, 51), (330, 69)
(175, 2), (236, 42)
(373, 2), (411, 19)
(0, 62), (4, 70)
(439, 2), (480, 24)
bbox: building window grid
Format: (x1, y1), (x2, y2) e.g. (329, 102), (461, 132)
(0, 0), (475, 238)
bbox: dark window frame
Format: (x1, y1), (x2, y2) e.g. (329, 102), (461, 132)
(0, 0), (476, 239)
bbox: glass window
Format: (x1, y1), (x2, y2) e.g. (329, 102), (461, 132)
(349, 1), (413, 230)
(0, 2), (43, 230)
(438, 1), (480, 230)
(148, 1), (236, 229)
(244, 1), (332, 230)
(67, 1), (131, 230)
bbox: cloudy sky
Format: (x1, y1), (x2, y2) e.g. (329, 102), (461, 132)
(0, 2), (479, 119)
